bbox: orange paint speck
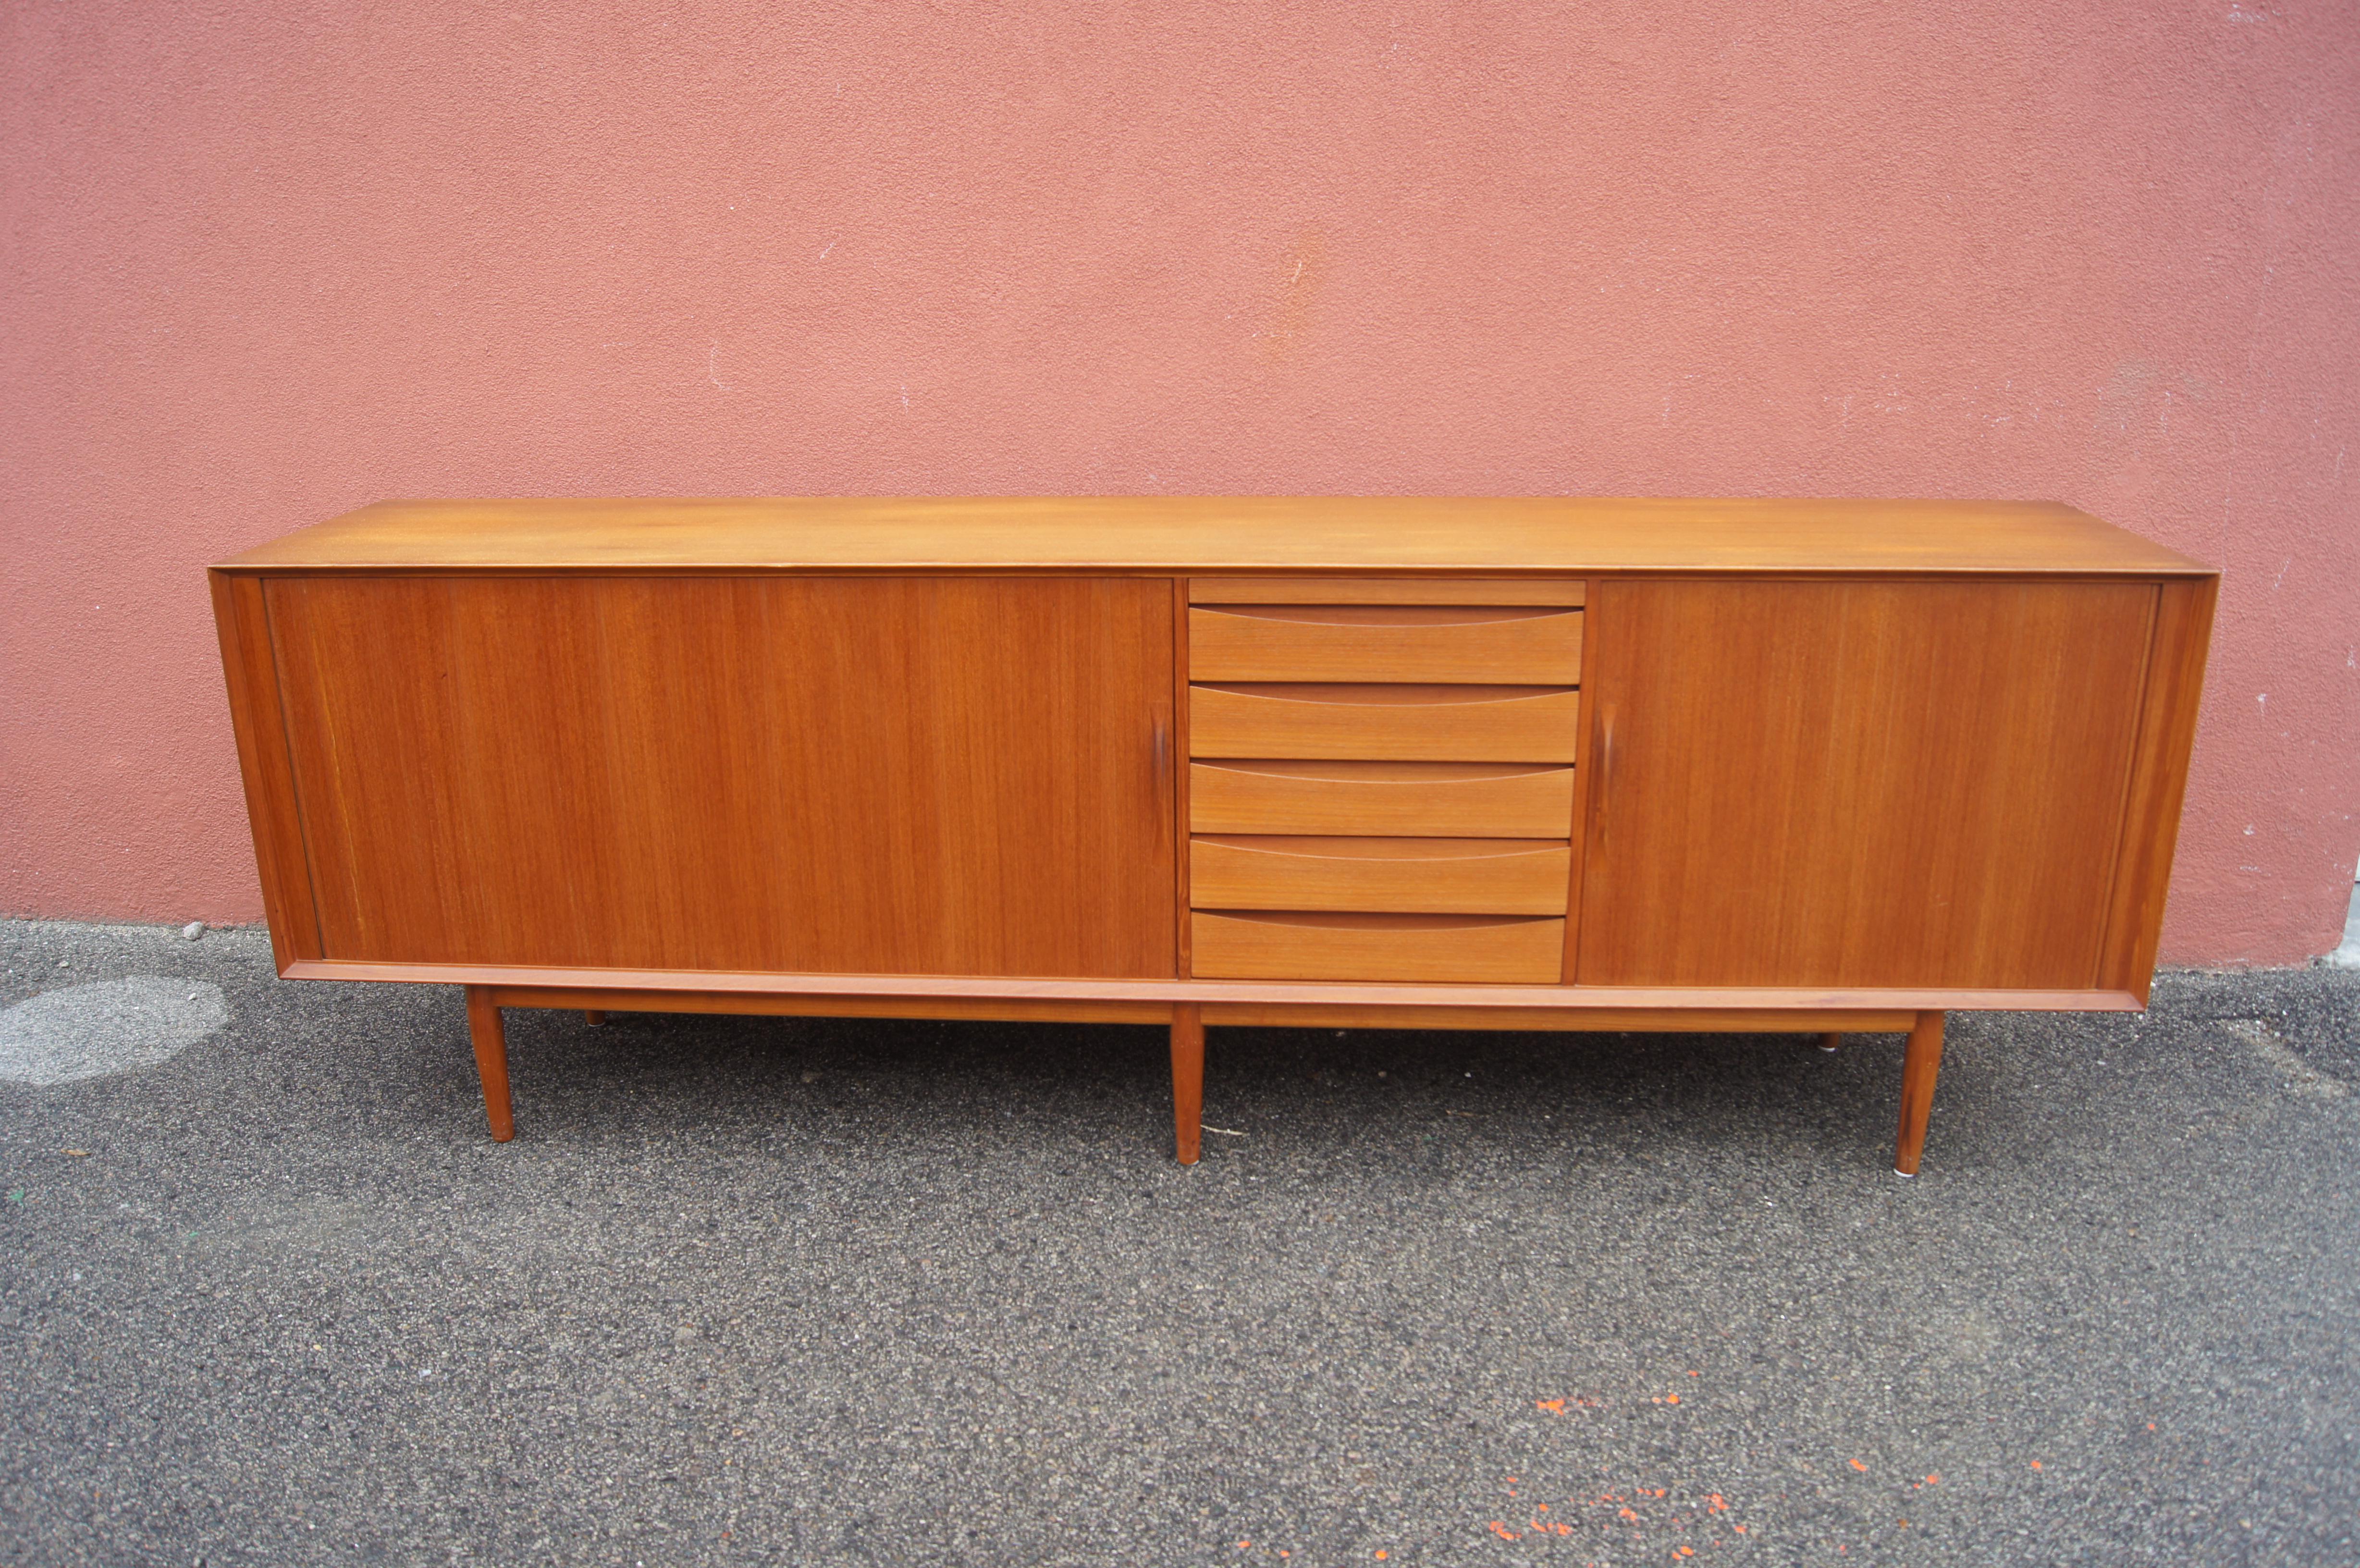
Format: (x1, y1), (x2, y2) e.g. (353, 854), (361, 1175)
(1491, 1521), (1522, 1541)
(1666, 1394), (1680, 1404)
(2031, 1460), (2043, 1470)
(1925, 1474), (1941, 1486)
(1734, 1524), (1748, 1534)
(1538, 1399), (1566, 1414)
(1850, 1459), (1868, 1472)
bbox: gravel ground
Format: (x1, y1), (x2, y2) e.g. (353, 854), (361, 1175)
(2, 918), (2355, 1567)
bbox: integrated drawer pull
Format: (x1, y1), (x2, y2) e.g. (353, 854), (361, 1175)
(1191, 909), (1566, 983)
(1196, 605), (1570, 624)
(1190, 577), (1586, 606)
(1190, 760), (1577, 837)
(1190, 684), (1581, 762)
(1191, 835), (1572, 914)
(1190, 604), (1582, 683)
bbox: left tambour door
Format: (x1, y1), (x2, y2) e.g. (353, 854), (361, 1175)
(262, 575), (1177, 977)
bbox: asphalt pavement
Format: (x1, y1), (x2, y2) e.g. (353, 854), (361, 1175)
(2, 918), (2355, 1567)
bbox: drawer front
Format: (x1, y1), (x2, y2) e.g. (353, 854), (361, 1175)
(1191, 684), (1581, 761)
(1191, 911), (1566, 982)
(1192, 836), (1571, 914)
(1191, 577), (1585, 606)
(1189, 605), (1583, 684)
(1190, 760), (1577, 837)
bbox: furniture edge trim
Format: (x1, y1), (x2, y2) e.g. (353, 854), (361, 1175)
(479, 987), (1921, 1033)
(208, 563), (2224, 581)
(281, 960), (2142, 1012)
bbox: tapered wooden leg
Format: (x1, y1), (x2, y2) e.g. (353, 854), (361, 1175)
(583, 1010), (606, 1026)
(1818, 1032), (1843, 1052)
(1170, 1004), (1204, 1165)
(465, 986), (517, 1143)
(1893, 1010), (1944, 1176)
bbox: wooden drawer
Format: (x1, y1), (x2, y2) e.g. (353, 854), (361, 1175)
(1191, 911), (1566, 982)
(1189, 605), (1582, 683)
(1192, 835), (1571, 914)
(1190, 760), (1576, 837)
(1191, 578), (1585, 606)
(1190, 684), (1581, 761)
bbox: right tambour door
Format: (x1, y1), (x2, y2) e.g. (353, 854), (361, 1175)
(1574, 577), (2159, 989)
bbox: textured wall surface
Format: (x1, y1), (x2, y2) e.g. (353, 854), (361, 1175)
(4, 2), (2355, 962)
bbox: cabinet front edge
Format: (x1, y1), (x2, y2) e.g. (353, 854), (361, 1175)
(278, 960), (2142, 1013)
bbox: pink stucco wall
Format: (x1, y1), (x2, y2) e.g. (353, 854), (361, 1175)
(4, 3), (2355, 963)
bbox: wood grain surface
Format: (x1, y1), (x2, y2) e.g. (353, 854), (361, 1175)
(265, 575), (1176, 977)
(1575, 578), (2155, 988)
(485, 986), (1175, 1024)
(1192, 577), (1586, 605)
(2096, 576), (2220, 1000)
(1170, 1005), (1205, 1165)
(281, 957), (2143, 1012)
(1894, 1010), (1947, 1175)
(207, 572), (323, 967)
(218, 496), (2212, 576)
(1190, 684), (1581, 761)
(1190, 835), (1572, 914)
(1188, 604), (1583, 683)
(1191, 910), (1566, 982)
(1188, 760), (1577, 837)
(1198, 1004), (1918, 1031)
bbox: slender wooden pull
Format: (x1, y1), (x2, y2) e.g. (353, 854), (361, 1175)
(1151, 704), (1173, 848)
(1593, 708), (1617, 848)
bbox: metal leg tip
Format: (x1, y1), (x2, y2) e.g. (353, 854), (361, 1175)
(1893, 1167), (1916, 1178)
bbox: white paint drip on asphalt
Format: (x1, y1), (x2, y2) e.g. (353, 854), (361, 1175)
(2222, 1017), (2351, 1100)
(0, 976), (229, 1086)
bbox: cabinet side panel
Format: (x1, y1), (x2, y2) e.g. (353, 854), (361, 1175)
(263, 576), (1177, 978)
(1577, 578), (2155, 989)
(207, 571), (323, 968)
(2096, 576), (2219, 1000)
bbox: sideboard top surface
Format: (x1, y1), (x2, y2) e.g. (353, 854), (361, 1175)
(217, 496), (2213, 576)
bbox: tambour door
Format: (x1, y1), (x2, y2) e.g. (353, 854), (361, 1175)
(1575, 578), (2158, 989)
(264, 575), (1176, 977)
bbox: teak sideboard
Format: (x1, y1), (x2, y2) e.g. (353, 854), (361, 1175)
(209, 497), (2216, 1174)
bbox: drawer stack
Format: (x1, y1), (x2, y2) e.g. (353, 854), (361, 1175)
(1184, 578), (1585, 983)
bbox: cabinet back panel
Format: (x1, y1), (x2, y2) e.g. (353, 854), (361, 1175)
(265, 576), (1176, 977)
(1576, 579), (2154, 988)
